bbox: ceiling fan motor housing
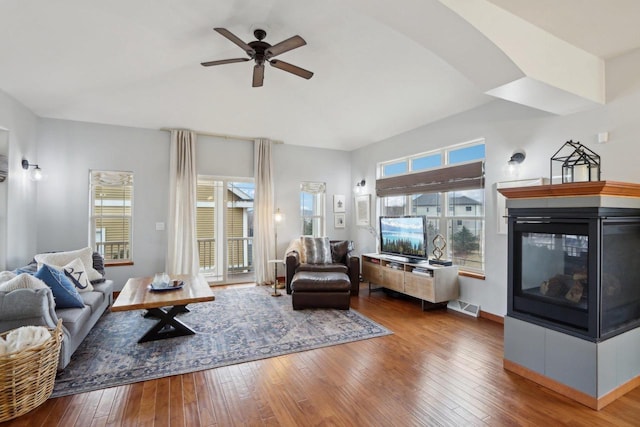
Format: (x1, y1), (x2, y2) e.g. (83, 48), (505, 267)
(253, 29), (267, 41)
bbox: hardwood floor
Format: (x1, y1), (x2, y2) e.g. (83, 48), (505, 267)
(3, 283), (640, 426)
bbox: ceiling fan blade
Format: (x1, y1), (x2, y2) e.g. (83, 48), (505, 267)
(201, 58), (251, 67)
(253, 64), (265, 87)
(266, 35), (306, 58)
(214, 28), (255, 56)
(269, 60), (314, 80)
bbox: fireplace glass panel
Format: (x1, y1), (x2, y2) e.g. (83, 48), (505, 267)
(601, 221), (640, 336)
(520, 232), (588, 310)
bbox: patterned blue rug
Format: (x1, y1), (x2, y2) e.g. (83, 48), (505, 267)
(52, 286), (392, 398)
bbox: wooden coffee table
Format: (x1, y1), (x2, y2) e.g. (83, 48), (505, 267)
(112, 274), (215, 343)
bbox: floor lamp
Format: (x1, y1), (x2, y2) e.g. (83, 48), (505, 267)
(271, 208), (284, 297)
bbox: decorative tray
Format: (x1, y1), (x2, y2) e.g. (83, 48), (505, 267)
(149, 280), (184, 291)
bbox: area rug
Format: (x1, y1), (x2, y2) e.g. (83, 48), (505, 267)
(52, 286), (392, 398)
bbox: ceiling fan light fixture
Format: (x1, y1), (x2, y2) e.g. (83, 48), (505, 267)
(202, 27), (313, 87)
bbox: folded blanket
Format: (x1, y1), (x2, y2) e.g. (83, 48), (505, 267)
(1, 325), (51, 356)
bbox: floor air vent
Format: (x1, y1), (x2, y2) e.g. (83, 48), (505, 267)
(447, 300), (480, 317)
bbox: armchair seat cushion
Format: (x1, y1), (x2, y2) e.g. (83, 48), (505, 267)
(296, 263), (348, 274)
(291, 272), (351, 293)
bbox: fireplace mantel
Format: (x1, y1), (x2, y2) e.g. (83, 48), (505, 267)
(498, 180), (640, 199)
(498, 181), (640, 210)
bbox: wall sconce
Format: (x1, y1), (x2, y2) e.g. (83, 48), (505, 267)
(507, 150), (525, 178)
(354, 179), (366, 194)
(21, 159), (43, 181)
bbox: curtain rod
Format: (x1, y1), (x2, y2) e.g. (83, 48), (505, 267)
(160, 128), (283, 144)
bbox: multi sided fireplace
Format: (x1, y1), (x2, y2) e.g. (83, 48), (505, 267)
(499, 182), (640, 409)
(508, 207), (640, 341)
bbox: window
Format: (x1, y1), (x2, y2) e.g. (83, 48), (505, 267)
(377, 139), (485, 273)
(449, 189), (484, 270)
(300, 182), (326, 237)
(90, 170), (133, 263)
(382, 161), (408, 177)
(411, 153), (441, 171)
(449, 144), (485, 164)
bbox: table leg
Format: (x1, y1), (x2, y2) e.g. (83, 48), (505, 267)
(143, 305), (190, 318)
(138, 305), (195, 343)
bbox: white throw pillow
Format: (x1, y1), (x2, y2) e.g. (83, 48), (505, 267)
(57, 258), (94, 293)
(0, 273), (48, 292)
(35, 247), (103, 281)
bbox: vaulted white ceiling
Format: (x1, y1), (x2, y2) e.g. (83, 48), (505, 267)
(0, 0), (638, 151)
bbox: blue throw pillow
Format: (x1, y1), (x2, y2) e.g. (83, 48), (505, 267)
(34, 264), (85, 309)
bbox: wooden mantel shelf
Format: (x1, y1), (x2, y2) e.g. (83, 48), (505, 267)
(497, 181), (640, 199)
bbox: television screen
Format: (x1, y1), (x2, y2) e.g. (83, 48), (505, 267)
(379, 216), (427, 260)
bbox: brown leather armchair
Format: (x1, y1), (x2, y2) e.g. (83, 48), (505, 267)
(285, 239), (360, 296)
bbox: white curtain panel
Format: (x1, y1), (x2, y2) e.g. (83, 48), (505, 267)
(166, 130), (200, 275)
(254, 138), (275, 285)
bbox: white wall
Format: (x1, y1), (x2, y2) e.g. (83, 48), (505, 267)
(273, 144), (352, 258)
(33, 121), (350, 288)
(36, 119), (171, 288)
(0, 89), (40, 269)
(350, 47), (640, 316)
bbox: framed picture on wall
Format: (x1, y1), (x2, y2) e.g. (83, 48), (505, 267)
(333, 194), (346, 212)
(334, 213), (346, 228)
(355, 194), (370, 227)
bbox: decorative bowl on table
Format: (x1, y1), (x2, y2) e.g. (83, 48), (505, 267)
(149, 273), (184, 291)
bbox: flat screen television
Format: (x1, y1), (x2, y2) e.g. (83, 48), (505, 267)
(379, 215), (428, 261)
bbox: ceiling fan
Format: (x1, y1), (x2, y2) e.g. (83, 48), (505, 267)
(201, 28), (314, 87)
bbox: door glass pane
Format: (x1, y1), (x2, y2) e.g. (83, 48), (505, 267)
(197, 179), (222, 280)
(197, 179), (254, 284)
(227, 181), (254, 282)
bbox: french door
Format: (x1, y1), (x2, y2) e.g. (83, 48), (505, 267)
(196, 177), (254, 284)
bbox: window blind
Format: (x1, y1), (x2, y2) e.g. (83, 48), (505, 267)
(90, 170), (133, 186)
(376, 161), (484, 197)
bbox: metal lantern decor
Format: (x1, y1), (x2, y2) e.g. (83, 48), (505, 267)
(550, 140), (601, 184)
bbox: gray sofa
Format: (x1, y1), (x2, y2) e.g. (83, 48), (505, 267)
(0, 255), (114, 370)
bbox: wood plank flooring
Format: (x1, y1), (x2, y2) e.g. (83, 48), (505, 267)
(3, 283), (640, 426)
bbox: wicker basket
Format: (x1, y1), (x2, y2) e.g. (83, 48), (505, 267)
(0, 319), (63, 422)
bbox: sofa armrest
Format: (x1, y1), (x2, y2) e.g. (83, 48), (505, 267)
(347, 256), (360, 296)
(285, 251), (300, 294)
(0, 288), (59, 332)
